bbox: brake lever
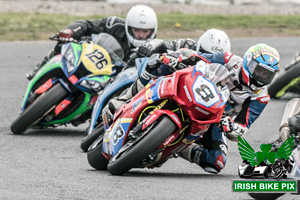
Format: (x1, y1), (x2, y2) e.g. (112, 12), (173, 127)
(49, 34), (59, 41)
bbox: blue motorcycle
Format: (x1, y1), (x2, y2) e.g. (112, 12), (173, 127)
(80, 56), (148, 152)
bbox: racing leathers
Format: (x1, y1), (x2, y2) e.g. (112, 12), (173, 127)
(61, 16), (132, 62)
(27, 16), (133, 80)
(180, 51), (270, 173)
(109, 49), (270, 174)
(107, 38), (197, 112)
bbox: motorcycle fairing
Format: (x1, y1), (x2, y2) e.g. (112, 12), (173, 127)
(74, 75), (110, 94)
(61, 42), (112, 77)
(131, 96), (144, 114)
(21, 56), (63, 110)
(20, 41), (113, 126)
(88, 67), (139, 135)
(102, 66), (225, 159)
(191, 75), (222, 107)
(102, 118), (133, 156)
(78, 42), (113, 76)
(142, 109), (182, 131)
(35, 79), (53, 94)
(87, 58), (149, 135)
(172, 67), (225, 123)
(40, 93), (93, 125)
(144, 78), (162, 104)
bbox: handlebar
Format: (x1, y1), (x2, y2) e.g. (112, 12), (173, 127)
(49, 34), (59, 41)
(49, 34), (91, 43)
(156, 58), (187, 71)
(176, 62), (187, 70)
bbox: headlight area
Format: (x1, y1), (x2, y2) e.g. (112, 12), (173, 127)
(79, 79), (102, 92)
(62, 45), (76, 74)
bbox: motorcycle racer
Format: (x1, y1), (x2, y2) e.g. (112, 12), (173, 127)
(107, 43), (280, 174)
(26, 4), (158, 80)
(108, 28), (231, 112)
(132, 28), (231, 62)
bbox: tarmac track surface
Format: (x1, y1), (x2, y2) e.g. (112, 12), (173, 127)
(0, 38), (299, 200)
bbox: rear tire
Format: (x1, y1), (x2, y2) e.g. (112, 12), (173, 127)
(10, 84), (68, 134)
(107, 116), (177, 175)
(81, 125), (104, 152)
(268, 62), (300, 99)
(87, 135), (108, 170)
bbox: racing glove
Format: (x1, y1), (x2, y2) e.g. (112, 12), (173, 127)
(220, 116), (247, 142)
(160, 53), (181, 70)
(135, 39), (164, 58)
(58, 29), (75, 42)
(176, 48), (203, 66)
(136, 44), (154, 57)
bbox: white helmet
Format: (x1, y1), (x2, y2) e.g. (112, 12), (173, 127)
(125, 4), (158, 47)
(196, 29), (231, 54)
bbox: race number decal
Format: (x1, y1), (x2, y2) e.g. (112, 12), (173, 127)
(85, 49), (108, 70)
(112, 125), (125, 145)
(192, 75), (220, 107)
(80, 43), (113, 75)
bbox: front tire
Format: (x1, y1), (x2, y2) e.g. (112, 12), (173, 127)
(87, 135), (108, 170)
(10, 84), (68, 134)
(107, 116), (177, 175)
(268, 62), (300, 99)
(81, 125), (104, 152)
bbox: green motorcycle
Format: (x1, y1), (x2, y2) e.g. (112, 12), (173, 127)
(11, 33), (124, 134)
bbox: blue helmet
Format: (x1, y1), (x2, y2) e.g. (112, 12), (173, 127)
(241, 43), (280, 90)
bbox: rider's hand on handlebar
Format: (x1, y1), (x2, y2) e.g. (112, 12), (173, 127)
(136, 43), (154, 58)
(159, 53), (181, 70)
(58, 29), (75, 42)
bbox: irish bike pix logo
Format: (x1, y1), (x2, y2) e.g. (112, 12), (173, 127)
(238, 135), (294, 179)
(233, 135), (298, 193)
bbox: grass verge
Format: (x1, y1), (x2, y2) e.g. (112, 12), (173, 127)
(1, 12), (300, 41)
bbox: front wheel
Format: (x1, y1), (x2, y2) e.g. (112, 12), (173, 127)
(87, 135), (108, 170)
(81, 125), (104, 152)
(268, 62), (300, 99)
(107, 116), (177, 175)
(10, 84), (68, 134)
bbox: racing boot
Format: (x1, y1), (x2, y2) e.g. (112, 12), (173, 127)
(179, 143), (219, 174)
(108, 78), (145, 114)
(26, 49), (56, 80)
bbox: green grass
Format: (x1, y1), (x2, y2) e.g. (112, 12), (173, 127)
(1, 12), (300, 41)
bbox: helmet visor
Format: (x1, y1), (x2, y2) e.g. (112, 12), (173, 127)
(248, 60), (277, 85)
(128, 26), (154, 40)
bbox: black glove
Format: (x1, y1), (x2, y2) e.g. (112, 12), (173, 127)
(136, 39), (165, 58)
(136, 43), (154, 57)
